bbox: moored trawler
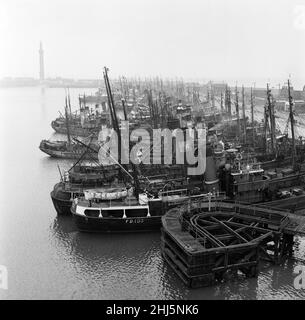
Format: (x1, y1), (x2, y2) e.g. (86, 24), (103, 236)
(79, 89), (107, 104)
(50, 158), (189, 216)
(71, 185), (160, 232)
(51, 109), (110, 137)
(50, 163), (120, 215)
(51, 117), (101, 137)
(71, 186), (225, 232)
(39, 139), (99, 160)
(51, 93), (111, 137)
(218, 147), (305, 211)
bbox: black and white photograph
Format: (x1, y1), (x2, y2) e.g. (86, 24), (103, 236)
(1, 0), (305, 304)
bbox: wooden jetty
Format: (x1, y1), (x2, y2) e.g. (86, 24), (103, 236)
(161, 200), (305, 288)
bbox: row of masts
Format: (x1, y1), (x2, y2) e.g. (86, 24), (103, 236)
(222, 84), (252, 145)
(62, 73), (297, 169)
(263, 80), (296, 166)
(220, 80), (295, 160)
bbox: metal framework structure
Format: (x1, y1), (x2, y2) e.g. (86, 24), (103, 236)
(161, 200), (304, 288)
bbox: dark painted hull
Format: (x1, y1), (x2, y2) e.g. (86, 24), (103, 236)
(260, 194), (305, 212)
(39, 145), (98, 160)
(51, 122), (99, 137)
(72, 212), (162, 233)
(51, 191), (73, 215)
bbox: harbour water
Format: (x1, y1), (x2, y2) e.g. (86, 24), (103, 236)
(0, 87), (305, 300)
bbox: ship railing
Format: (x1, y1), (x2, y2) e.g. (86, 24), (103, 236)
(182, 192), (227, 207)
(159, 188), (188, 198)
(177, 192), (227, 221)
(64, 181), (110, 192)
(76, 195), (140, 208)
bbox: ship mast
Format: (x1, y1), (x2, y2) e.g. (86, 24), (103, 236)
(225, 85), (232, 118)
(263, 103), (269, 153)
(288, 79), (296, 169)
(211, 86), (215, 110)
(103, 67), (119, 135)
(64, 95), (71, 145)
(121, 94), (141, 199)
(83, 94), (86, 110)
(78, 95), (82, 113)
(235, 85), (240, 139)
(266, 84), (276, 155)
(67, 88), (72, 117)
(250, 87), (255, 147)
(241, 85), (247, 143)
(147, 89), (158, 128)
(121, 99), (128, 121)
(103, 67), (140, 199)
(220, 91), (224, 113)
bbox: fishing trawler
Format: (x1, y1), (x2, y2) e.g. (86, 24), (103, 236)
(51, 163), (120, 215)
(49, 99), (192, 215)
(71, 183), (224, 232)
(212, 78), (305, 212)
(79, 88), (106, 104)
(51, 113), (105, 137)
(39, 139), (100, 160)
(51, 94), (110, 137)
(78, 89), (128, 111)
(40, 92), (105, 159)
(50, 73), (190, 216)
(51, 160), (187, 216)
(218, 146), (305, 212)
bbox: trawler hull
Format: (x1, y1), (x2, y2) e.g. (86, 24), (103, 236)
(51, 121), (99, 137)
(261, 194), (305, 212)
(39, 145), (98, 160)
(51, 190), (73, 215)
(70, 193), (226, 233)
(72, 212), (162, 233)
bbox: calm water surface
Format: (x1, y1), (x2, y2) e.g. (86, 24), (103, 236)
(0, 87), (305, 300)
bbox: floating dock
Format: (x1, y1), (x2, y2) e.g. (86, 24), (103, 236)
(161, 200), (305, 288)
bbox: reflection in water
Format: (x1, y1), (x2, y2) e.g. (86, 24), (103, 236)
(40, 87), (46, 120)
(50, 216), (187, 299)
(49, 216), (303, 300)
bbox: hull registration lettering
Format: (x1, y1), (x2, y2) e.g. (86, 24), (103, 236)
(125, 218), (144, 224)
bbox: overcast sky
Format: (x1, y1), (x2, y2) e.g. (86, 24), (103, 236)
(1, 0), (305, 88)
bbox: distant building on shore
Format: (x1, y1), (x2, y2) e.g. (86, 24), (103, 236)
(0, 77), (101, 88)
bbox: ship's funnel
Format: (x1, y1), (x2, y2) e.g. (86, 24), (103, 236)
(204, 145), (219, 193)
